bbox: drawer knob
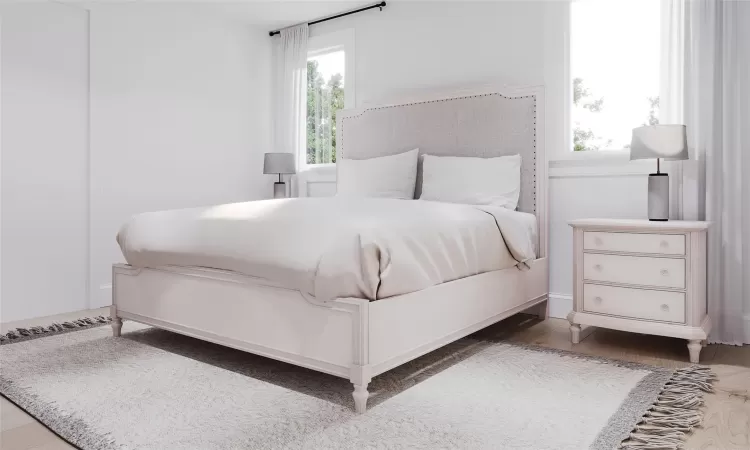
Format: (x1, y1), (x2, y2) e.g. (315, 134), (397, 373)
(595, 237), (603, 246)
(594, 264), (603, 271)
(660, 240), (669, 248)
(660, 269), (669, 276)
(594, 296), (603, 304)
(661, 304), (669, 312)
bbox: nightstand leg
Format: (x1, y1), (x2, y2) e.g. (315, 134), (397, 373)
(570, 324), (581, 344)
(687, 339), (702, 363)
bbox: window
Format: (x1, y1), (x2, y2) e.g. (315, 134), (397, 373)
(570, 0), (660, 152)
(305, 30), (355, 165)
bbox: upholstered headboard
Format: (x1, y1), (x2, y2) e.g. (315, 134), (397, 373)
(336, 84), (547, 256)
(338, 87), (540, 215)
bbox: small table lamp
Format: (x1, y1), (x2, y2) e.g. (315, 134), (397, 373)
(630, 125), (688, 221)
(263, 153), (296, 199)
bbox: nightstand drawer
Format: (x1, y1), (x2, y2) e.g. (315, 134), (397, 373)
(584, 231), (685, 255)
(583, 253), (685, 289)
(583, 284), (685, 323)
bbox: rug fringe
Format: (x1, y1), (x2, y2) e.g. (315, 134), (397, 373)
(618, 365), (717, 450)
(0, 316), (111, 344)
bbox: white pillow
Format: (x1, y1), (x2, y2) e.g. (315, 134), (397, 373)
(419, 154), (521, 209)
(336, 149), (419, 199)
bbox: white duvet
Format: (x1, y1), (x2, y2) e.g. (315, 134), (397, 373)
(117, 198), (537, 302)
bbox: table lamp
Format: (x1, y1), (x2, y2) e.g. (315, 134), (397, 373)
(629, 125), (688, 221)
(263, 153), (296, 199)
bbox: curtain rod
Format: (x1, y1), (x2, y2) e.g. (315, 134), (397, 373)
(269, 2), (386, 37)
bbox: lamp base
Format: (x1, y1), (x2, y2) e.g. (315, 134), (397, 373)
(648, 173), (669, 221)
(273, 182), (286, 199)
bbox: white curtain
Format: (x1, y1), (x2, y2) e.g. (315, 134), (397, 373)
(273, 24), (308, 168)
(663, 0), (750, 345)
(659, 0), (686, 219)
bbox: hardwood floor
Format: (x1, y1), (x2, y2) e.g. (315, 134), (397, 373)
(1, 309), (748, 450)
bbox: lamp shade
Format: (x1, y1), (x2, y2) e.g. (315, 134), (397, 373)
(263, 153), (296, 174)
(630, 125), (688, 161)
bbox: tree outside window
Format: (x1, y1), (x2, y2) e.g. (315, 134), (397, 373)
(306, 52), (345, 164)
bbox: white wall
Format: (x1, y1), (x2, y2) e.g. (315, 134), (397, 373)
(311, 1), (546, 106)
(298, 0), (650, 317)
(0, 3), (90, 322)
(88, 5), (273, 307)
(0, 3), (273, 321)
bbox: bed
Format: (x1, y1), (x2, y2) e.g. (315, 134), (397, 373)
(111, 84), (548, 413)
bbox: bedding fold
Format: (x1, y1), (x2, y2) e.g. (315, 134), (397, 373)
(117, 198), (536, 302)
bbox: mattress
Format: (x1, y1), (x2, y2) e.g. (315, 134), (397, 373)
(117, 197), (537, 302)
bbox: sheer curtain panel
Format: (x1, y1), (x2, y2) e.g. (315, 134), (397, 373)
(273, 24), (308, 167)
(663, 0), (750, 344)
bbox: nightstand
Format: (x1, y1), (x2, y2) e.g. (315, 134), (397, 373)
(568, 219), (711, 363)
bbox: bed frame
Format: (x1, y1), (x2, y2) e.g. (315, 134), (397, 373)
(111, 84), (548, 413)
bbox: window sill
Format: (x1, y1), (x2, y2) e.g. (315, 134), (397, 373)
(552, 149), (631, 161)
(549, 152), (654, 178)
(295, 164), (336, 181)
(298, 164), (336, 171)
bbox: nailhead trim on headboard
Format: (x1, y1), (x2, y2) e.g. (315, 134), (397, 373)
(340, 92), (538, 215)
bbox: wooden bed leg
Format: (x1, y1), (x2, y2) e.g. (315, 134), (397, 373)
(533, 299), (548, 320)
(111, 317), (123, 337)
(570, 323), (581, 344)
(110, 305), (123, 337)
(350, 364), (372, 414)
(353, 383), (369, 414)
(112, 317), (122, 337)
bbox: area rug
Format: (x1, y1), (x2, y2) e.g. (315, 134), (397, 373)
(0, 317), (715, 450)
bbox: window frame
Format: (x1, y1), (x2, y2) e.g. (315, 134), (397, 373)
(301, 29), (355, 170)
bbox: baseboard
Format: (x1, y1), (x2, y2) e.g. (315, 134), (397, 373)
(548, 293), (573, 319)
(91, 284), (112, 309)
